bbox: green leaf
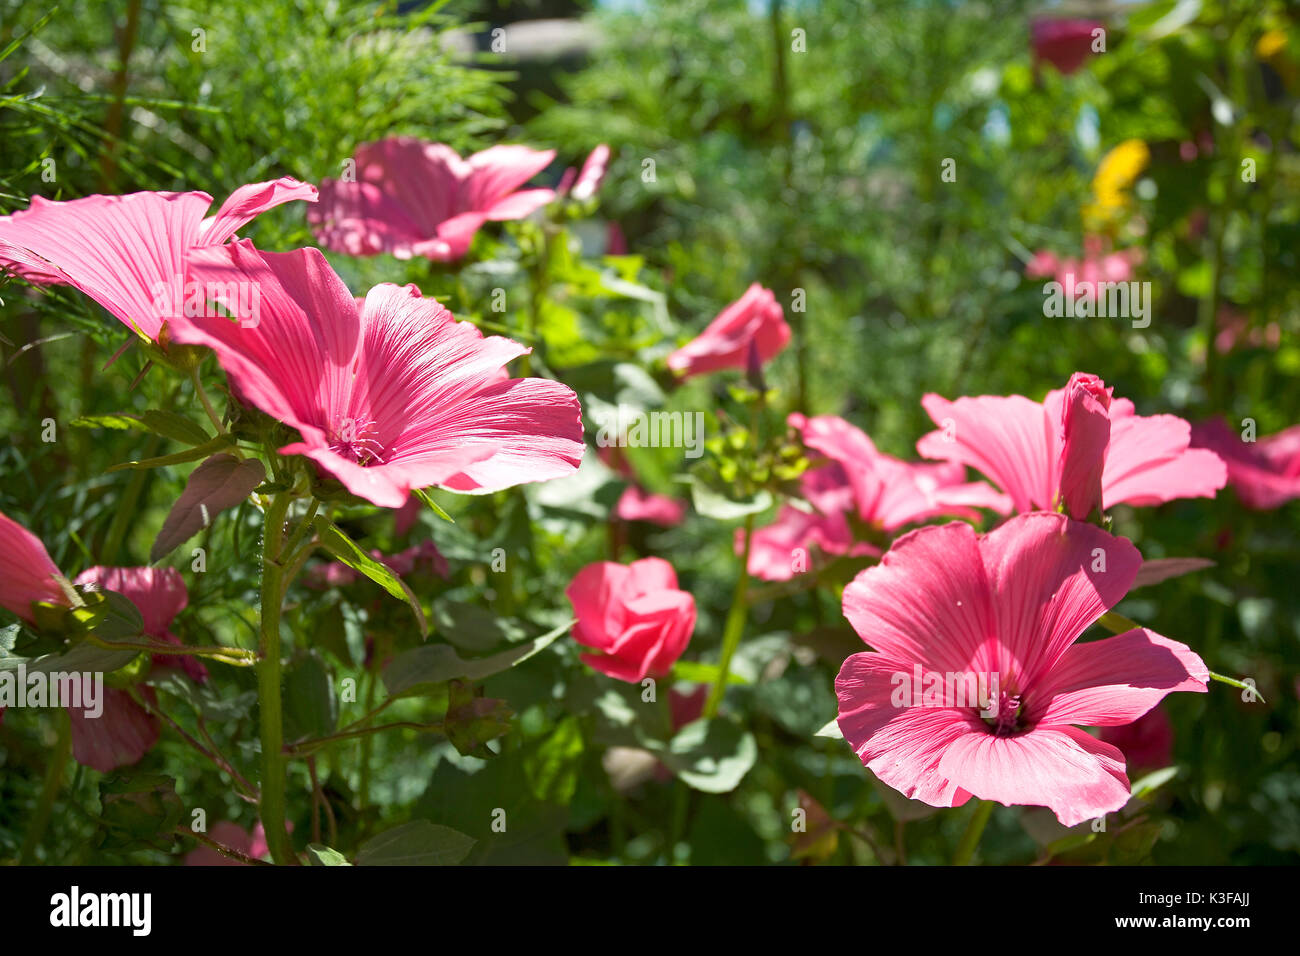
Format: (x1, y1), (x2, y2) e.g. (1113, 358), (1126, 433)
(381, 619), (572, 699)
(306, 844), (352, 866)
(97, 773), (184, 851)
(355, 821), (476, 866)
(813, 718), (843, 739)
(413, 487), (454, 523)
(138, 409), (213, 446)
(444, 680), (512, 757)
(283, 651), (338, 743)
(106, 435), (235, 472)
(653, 717), (757, 794)
(523, 715), (584, 803)
(434, 601), (528, 652)
(1131, 766), (1180, 799)
(313, 516), (427, 638)
(151, 454), (266, 561)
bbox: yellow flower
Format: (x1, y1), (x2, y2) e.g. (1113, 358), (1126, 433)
(1257, 29), (1288, 61)
(1084, 139), (1149, 229)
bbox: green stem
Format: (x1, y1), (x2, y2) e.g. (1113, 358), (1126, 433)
(704, 514), (754, 718)
(952, 800), (994, 866)
(257, 491), (294, 864)
(20, 708), (71, 864)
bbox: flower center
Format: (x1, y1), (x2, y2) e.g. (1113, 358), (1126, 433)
(329, 416), (385, 465)
(983, 690), (1025, 737)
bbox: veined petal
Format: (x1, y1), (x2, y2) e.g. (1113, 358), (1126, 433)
(199, 177), (318, 246)
(937, 724), (1129, 827)
(1032, 628), (1208, 727)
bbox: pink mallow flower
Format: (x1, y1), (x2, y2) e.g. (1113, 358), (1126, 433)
(566, 557), (696, 683)
(793, 413), (1013, 530)
(1031, 19), (1104, 75)
(1025, 238), (1141, 311)
(172, 240), (583, 508)
(69, 566), (204, 773)
(0, 178), (317, 342)
(836, 513), (1208, 826)
(1190, 418), (1300, 510)
(917, 372), (1226, 517)
(308, 139), (556, 262)
(744, 466), (880, 582)
(666, 283), (791, 379)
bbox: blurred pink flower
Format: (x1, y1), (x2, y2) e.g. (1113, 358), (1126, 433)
(1214, 306), (1281, 355)
(1099, 706), (1174, 772)
(918, 372), (1226, 515)
(1190, 418), (1300, 509)
(0, 510), (69, 623)
(666, 283), (790, 379)
(793, 413), (1012, 530)
(67, 566), (201, 772)
(836, 513), (1207, 826)
(0, 178), (317, 341)
(1031, 18), (1103, 75)
(309, 139), (555, 262)
(615, 485), (687, 527)
(184, 821), (289, 866)
(173, 240), (584, 508)
(557, 144), (611, 202)
(1025, 238), (1141, 309)
(566, 557), (696, 682)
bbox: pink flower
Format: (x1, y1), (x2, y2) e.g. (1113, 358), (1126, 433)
(793, 413), (1012, 530)
(566, 557), (696, 682)
(1031, 19), (1103, 75)
(745, 496), (878, 582)
(0, 510), (69, 623)
(917, 373), (1227, 515)
(1190, 418), (1300, 509)
(666, 283), (791, 379)
(308, 139), (556, 262)
(185, 821), (284, 866)
(172, 240), (583, 508)
(557, 144), (611, 202)
(1026, 238), (1141, 307)
(836, 513), (1208, 826)
(614, 485), (687, 526)
(1099, 707), (1174, 772)
(66, 689), (161, 774)
(68, 566), (202, 772)
(74, 566), (206, 684)
(0, 178), (317, 341)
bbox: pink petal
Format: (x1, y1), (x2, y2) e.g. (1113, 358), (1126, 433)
(199, 177), (318, 246)
(836, 651), (975, 809)
(977, 513), (1140, 689)
(1032, 627), (1208, 727)
(841, 522), (994, 674)
(939, 724), (1129, 826)
(0, 510), (68, 623)
(0, 191), (211, 340)
(666, 283), (791, 379)
(74, 566), (187, 637)
(1104, 409), (1226, 507)
(917, 392), (1056, 514)
(174, 241), (361, 440)
(68, 688), (160, 773)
